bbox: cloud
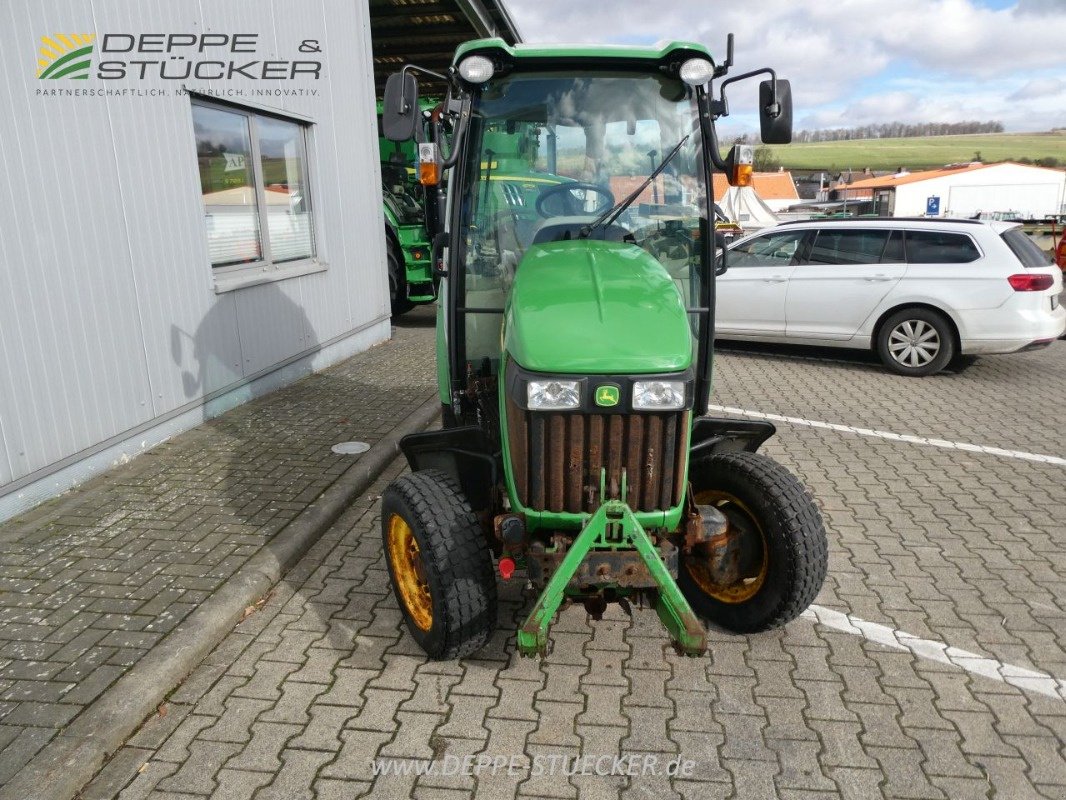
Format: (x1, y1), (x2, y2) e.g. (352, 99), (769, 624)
(1008, 77), (1066, 101)
(506, 0), (1066, 131)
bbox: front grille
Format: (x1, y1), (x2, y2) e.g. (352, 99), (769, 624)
(506, 397), (688, 513)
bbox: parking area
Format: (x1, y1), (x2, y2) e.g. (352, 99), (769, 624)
(82, 307), (1066, 800)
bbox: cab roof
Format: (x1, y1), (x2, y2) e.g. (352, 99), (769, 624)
(454, 37), (714, 66)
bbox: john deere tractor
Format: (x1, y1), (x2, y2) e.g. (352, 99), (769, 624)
(379, 36), (828, 659)
(378, 99), (440, 316)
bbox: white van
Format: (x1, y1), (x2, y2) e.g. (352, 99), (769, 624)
(716, 218), (1065, 376)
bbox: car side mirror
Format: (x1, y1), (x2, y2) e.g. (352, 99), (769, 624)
(759, 78), (792, 144)
(382, 71), (419, 142)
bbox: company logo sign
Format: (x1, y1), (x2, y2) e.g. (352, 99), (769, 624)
(37, 34), (96, 79)
(594, 385), (620, 408)
(35, 32), (322, 82)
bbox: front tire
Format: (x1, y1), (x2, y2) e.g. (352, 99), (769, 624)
(876, 308), (955, 376)
(381, 470), (496, 659)
(679, 452), (827, 633)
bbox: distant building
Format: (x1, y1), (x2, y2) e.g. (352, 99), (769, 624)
(832, 162), (1066, 219)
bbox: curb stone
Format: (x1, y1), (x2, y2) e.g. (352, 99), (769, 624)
(0, 395), (441, 800)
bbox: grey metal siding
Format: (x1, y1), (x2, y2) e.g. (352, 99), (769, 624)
(0, 0), (388, 498)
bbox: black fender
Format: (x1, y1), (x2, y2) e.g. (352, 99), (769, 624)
(689, 416), (775, 461)
(399, 425), (498, 512)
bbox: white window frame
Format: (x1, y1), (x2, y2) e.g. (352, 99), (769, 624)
(191, 96), (325, 293)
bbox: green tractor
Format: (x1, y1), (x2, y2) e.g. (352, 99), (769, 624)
(379, 36), (828, 659)
(378, 100), (440, 316)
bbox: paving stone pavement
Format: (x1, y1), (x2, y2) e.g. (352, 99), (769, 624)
(78, 335), (1066, 799)
(0, 311), (439, 785)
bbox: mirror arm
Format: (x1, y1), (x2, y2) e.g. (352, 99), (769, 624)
(698, 86), (730, 172)
(718, 67), (780, 118)
(398, 64), (454, 112)
(440, 94), (470, 169)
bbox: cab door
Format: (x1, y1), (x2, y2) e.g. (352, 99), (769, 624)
(716, 229), (809, 337)
(785, 228), (907, 340)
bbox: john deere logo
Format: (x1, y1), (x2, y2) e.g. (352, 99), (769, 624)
(595, 385), (620, 407)
(37, 34), (95, 80)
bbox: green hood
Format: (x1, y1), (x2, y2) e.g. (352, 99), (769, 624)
(504, 240), (693, 374)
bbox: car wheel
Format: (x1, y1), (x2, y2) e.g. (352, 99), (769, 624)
(876, 308), (955, 376)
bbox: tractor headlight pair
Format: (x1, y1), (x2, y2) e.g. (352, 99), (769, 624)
(526, 379), (685, 410)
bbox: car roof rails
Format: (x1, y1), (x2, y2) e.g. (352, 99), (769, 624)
(776, 217), (986, 226)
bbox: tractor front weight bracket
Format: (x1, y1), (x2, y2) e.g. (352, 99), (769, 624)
(517, 500), (708, 658)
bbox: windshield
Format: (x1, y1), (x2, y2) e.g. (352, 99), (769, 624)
(456, 69), (709, 366)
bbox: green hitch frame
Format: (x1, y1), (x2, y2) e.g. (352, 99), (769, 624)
(517, 499), (708, 658)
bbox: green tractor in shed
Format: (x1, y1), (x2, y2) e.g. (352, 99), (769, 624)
(379, 36), (828, 658)
(378, 99), (440, 316)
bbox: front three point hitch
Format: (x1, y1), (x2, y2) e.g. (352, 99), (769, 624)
(516, 500), (707, 658)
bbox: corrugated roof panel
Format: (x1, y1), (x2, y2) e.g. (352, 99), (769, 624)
(369, 0), (520, 95)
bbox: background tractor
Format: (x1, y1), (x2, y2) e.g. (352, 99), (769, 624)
(379, 36), (829, 659)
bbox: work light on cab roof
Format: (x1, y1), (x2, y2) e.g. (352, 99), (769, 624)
(376, 34), (827, 661)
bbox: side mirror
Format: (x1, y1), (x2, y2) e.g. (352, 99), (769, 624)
(759, 78), (792, 144)
(382, 71), (419, 142)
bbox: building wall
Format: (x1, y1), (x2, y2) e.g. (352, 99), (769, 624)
(893, 164), (1066, 218)
(0, 0), (390, 520)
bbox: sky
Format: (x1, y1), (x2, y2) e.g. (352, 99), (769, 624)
(506, 0), (1066, 136)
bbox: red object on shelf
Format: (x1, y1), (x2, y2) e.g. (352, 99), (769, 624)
(498, 557), (516, 580)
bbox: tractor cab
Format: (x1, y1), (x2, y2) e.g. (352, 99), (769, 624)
(378, 37), (826, 660)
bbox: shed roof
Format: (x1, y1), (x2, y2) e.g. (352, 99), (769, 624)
(841, 161), (1065, 191)
(370, 0), (521, 96)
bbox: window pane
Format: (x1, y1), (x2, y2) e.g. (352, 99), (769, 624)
(905, 231), (980, 263)
(193, 104), (262, 266)
(1001, 228), (1052, 268)
(258, 117), (313, 262)
(729, 231), (805, 267)
(807, 230), (890, 265)
(881, 231), (904, 263)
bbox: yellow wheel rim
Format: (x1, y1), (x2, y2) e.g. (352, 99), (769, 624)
(685, 490), (769, 604)
(387, 514), (433, 631)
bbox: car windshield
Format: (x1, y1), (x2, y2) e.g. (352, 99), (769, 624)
(457, 68), (709, 365)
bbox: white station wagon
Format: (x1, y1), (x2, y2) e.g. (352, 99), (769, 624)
(716, 218), (1065, 375)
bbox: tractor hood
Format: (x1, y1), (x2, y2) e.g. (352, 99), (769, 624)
(504, 240), (693, 374)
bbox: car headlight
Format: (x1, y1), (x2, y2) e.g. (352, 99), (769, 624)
(527, 380), (580, 410)
(632, 380), (685, 410)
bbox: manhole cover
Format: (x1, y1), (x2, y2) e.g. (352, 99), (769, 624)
(331, 441), (370, 455)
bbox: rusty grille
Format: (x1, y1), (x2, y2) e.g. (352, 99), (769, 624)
(506, 397), (688, 513)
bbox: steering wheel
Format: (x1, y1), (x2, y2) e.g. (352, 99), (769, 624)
(535, 182), (615, 218)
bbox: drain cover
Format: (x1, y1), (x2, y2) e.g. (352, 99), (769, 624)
(331, 441), (370, 455)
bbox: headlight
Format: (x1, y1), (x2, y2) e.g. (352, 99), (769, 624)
(679, 58), (714, 86)
(527, 380), (580, 410)
(632, 380), (686, 410)
(458, 55), (494, 84)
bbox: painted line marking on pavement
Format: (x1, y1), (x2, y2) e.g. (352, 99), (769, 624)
(804, 605), (1066, 702)
(707, 405), (1066, 467)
